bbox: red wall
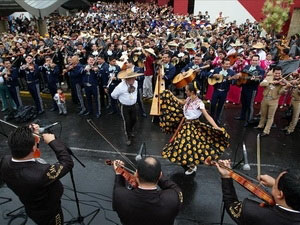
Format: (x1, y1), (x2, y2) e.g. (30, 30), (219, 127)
(173, 0), (188, 14)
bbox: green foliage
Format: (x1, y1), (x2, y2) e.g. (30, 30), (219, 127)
(261, 0), (294, 34)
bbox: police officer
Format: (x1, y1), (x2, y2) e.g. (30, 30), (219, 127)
(209, 58), (235, 124)
(82, 56), (101, 118)
(40, 56), (59, 111)
(20, 55), (44, 114)
(3, 59), (22, 109)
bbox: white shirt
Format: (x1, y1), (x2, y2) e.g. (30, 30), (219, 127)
(111, 80), (138, 106)
(183, 97), (205, 120)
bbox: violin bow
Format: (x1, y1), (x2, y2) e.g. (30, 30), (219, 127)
(257, 134), (261, 179)
(86, 119), (137, 170)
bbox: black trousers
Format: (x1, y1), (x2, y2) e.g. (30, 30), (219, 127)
(30, 206), (63, 225)
(120, 104), (137, 139)
(240, 89), (257, 122)
(211, 89), (228, 122)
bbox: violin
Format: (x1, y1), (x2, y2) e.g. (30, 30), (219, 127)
(105, 160), (138, 188)
(211, 160), (275, 206)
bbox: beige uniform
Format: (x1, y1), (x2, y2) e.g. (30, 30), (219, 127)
(287, 86), (300, 133)
(257, 76), (286, 134)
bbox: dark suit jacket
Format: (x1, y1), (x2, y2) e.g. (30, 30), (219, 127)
(0, 139), (74, 224)
(113, 175), (182, 225)
(222, 178), (300, 225)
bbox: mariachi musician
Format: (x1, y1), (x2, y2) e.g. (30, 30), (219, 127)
(215, 159), (300, 225)
(161, 51), (176, 90)
(234, 54), (265, 127)
(3, 59), (22, 109)
(19, 54), (44, 114)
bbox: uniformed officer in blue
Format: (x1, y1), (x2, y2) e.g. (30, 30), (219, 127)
(105, 57), (121, 115)
(97, 55), (110, 108)
(19, 55), (44, 114)
(40, 56), (60, 111)
(161, 52), (176, 89)
(209, 58), (235, 124)
(68, 55), (86, 115)
(82, 56), (101, 118)
(3, 59), (22, 109)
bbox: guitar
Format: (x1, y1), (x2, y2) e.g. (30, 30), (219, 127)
(236, 70), (262, 86)
(208, 74), (232, 85)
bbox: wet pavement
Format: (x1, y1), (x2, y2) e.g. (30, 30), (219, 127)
(0, 96), (299, 225)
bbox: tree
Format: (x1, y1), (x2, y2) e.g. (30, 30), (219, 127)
(261, 0), (294, 35)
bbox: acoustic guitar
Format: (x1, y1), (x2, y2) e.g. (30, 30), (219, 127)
(236, 70), (262, 86)
(208, 74), (232, 85)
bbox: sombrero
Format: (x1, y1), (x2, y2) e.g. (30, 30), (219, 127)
(184, 42), (196, 49)
(145, 48), (157, 57)
(118, 69), (144, 79)
(168, 41), (179, 47)
(252, 42), (265, 49)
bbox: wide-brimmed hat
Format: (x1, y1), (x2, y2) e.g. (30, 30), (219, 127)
(230, 40), (243, 47)
(252, 42), (265, 49)
(118, 69), (144, 79)
(185, 42), (196, 49)
(168, 41), (179, 47)
(145, 48), (157, 57)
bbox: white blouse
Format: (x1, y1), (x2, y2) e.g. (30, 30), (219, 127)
(183, 97), (205, 120)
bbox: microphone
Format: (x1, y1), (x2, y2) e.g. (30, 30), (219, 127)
(135, 143), (145, 161)
(242, 142), (251, 171)
(39, 122), (59, 133)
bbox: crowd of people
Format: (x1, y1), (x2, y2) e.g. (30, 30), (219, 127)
(0, 1), (300, 225)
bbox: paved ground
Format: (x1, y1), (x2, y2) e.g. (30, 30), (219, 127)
(0, 96), (299, 225)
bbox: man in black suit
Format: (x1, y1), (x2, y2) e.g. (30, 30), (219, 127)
(216, 159), (300, 225)
(112, 157), (182, 225)
(0, 125), (74, 225)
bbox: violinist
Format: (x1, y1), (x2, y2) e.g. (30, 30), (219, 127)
(112, 157), (182, 225)
(215, 159), (300, 225)
(82, 56), (101, 118)
(255, 66), (286, 136)
(0, 124), (74, 225)
(19, 54), (44, 114)
(3, 59), (22, 109)
(40, 56), (60, 111)
(282, 71), (300, 135)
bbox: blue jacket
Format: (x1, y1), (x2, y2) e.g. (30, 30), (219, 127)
(98, 62), (110, 87)
(82, 67), (100, 87)
(241, 65), (265, 91)
(107, 64), (121, 87)
(20, 64), (39, 83)
(69, 64), (84, 84)
(5, 67), (19, 87)
(163, 63), (176, 81)
(209, 67), (235, 92)
(133, 66), (144, 88)
(40, 65), (59, 85)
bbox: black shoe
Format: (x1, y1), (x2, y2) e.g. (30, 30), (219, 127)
(96, 113), (101, 118)
(141, 112), (147, 118)
(84, 111), (91, 116)
(50, 107), (57, 112)
(38, 110), (45, 115)
(260, 132), (269, 137)
(234, 116), (245, 120)
(78, 110), (86, 115)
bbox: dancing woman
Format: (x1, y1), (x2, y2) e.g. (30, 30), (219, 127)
(160, 83), (230, 175)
